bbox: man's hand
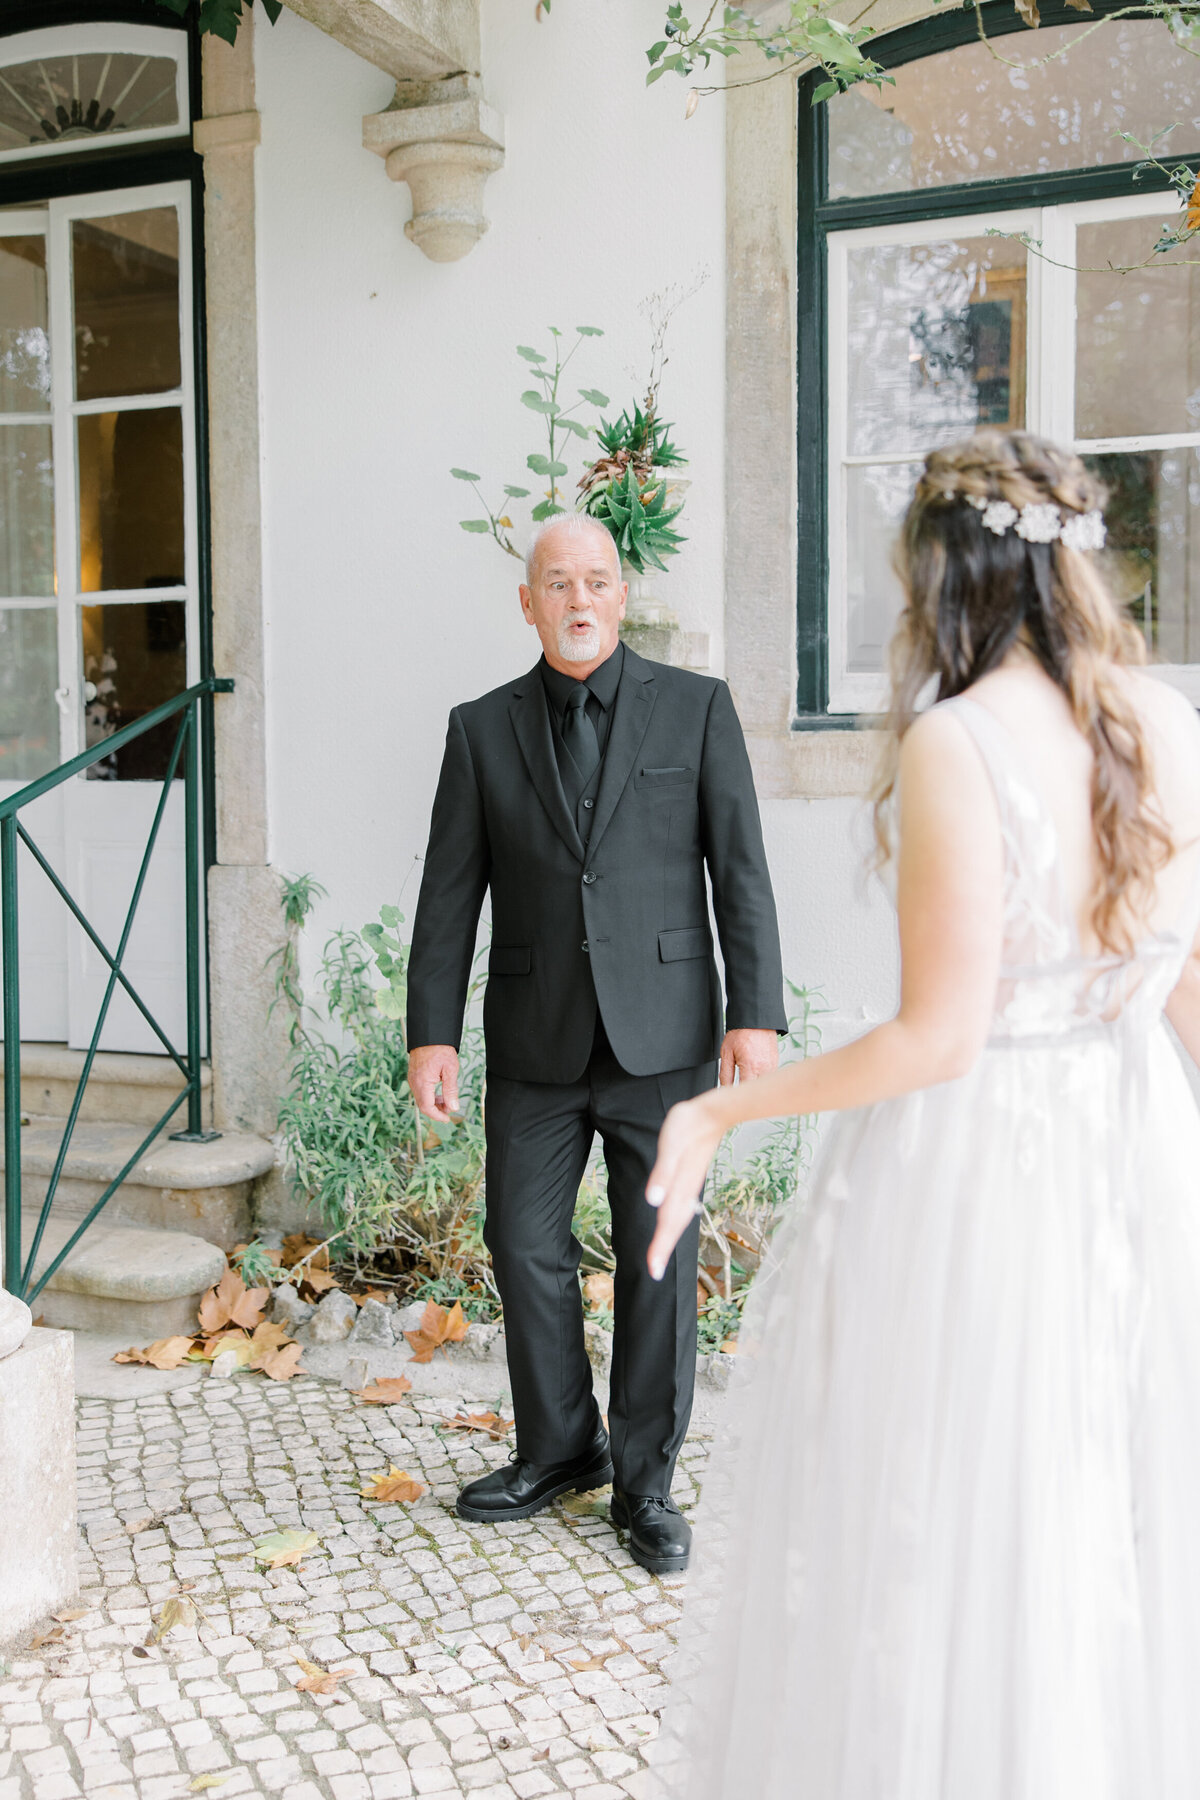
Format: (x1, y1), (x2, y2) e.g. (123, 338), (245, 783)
(409, 1044), (461, 1123)
(719, 1027), (779, 1087)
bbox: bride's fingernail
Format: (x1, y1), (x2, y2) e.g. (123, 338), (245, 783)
(646, 1185), (666, 1208)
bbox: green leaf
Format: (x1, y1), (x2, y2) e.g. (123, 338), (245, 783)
(516, 345), (547, 363)
(527, 454), (568, 477)
(259, 0), (284, 20)
(811, 80), (838, 103)
(578, 389), (609, 406)
(575, 326), (604, 337)
(375, 989), (405, 1019)
(450, 467), (482, 482)
(459, 519), (491, 533)
(646, 65), (670, 84)
(530, 500), (566, 522)
(379, 904), (402, 927)
(558, 417), (592, 438)
(647, 39), (669, 63)
(503, 484), (531, 498)
(521, 390), (556, 414)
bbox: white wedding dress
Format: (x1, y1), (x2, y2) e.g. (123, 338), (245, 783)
(654, 695), (1200, 1800)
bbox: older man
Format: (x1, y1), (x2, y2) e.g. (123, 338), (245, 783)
(407, 514), (785, 1574)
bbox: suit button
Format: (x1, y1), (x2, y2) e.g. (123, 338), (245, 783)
(582, 871), (597, 885)
(581, 941), (590, 953)
(583, 798), (595, 810)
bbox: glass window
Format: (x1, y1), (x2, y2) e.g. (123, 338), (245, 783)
(1074, 217), (1200, 440)
(0, 51), (181, 158)
(73, 208), (181, 401)
(827, 18), (1200, 200)
(0, 607), (58, 780)
(82, 599), (187, 781)
(77, 407), (185, 594)
(0, 224), (53, 600)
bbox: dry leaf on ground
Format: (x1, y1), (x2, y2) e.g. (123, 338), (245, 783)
(125, 1516), (154, 1535)
(560, 1486), (612, 1519)
(111, 1335), (195, 1370)
(293, 1653), (354, 1694)
(298, 1267), (338, 1299)
(404, 1299), (468, 1363)
(583, 1273), (614, 1312)
(189, 1776), (230, 1791)
(198, 1268), (269, 1334)
(31, 1627), (63, 1649)
(188, 1330), (254, 1367)
(443, 1411), (514, 1442)
(281, 1234), (328, 1270)
(52, 1608), (91, 1622)
(354, 1376), (413, 1404)
(253, 1529), (319, 1568)
(570, 1649), (616, 1671)
(151, 1596), (197, 1641)
(360, 1465), (426, 1503)
(515, 1632), (534, 1651)
(258, 1341), (304, 1382)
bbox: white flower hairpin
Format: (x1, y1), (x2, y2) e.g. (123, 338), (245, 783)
(961, 491), (1105, 551)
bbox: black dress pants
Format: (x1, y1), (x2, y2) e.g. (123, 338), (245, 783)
(483, 1021), (717, 1498)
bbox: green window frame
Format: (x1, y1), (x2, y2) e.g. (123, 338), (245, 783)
(795, 0), (1199, 723)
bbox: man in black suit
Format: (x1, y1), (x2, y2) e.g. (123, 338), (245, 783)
(408, 514), (785, 1574)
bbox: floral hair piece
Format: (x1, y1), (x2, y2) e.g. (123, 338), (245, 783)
(963, 492), (1105, 552)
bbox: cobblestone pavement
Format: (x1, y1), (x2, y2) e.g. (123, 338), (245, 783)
(1, 1374), (712, 1800)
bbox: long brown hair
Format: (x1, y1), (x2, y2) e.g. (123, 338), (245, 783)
(874, 430), (1171, 953)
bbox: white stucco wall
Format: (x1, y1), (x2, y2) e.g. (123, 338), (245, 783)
(253, 1), (898, 1041)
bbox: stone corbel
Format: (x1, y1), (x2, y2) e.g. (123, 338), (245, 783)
(363, 75), (504, 263)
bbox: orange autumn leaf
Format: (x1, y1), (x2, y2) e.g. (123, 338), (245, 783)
(1188, 172), (1200, 235)
(258, 1341), (304, 1382)
(246, 1320), (293, 1361)
(360, 1465), (426, 1503)
(112, 1335), (196, 1370)
(404, 1299), (468, 1363)
(198, 1267), (269, 1334)
(298, 1267), (338, 1299)
(281, 1233), (329, 1270)
(582, 1272), (614, 1312)
(443, 1411), (514, 1442)
(354, 1376), (413, 1404)
(293, 1653), (353, 1695)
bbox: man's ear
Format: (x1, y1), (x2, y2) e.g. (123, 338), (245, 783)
(519, 583), (534, 624)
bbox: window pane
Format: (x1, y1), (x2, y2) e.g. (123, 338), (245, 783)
(0, 53), (179, 155)
(846, 237), (1027, 458)
(77, 407), (184, 593)
(0, 233), (49, 411)
(1086, 449), (1200, 665)
(845, 462), (919, 674)
(82, 600), (186, 781)
(0, 607), (58, 781)
(0, 423), (53, 596)
(828, 19), (1200, 200)
(1075, 216), (1200, 440)
(74, 208), (180, 401)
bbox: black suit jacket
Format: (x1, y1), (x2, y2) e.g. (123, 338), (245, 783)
(407, 645), (787, 1082)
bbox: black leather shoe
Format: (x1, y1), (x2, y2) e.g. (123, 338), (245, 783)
(610, 1489), (692, 1576)
(456, 1424), (613, 1522)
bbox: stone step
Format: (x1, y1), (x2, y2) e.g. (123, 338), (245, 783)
(0, 1042), (213, 1129)
(1, 1209), (226, 1338)
(1, 1120), (275, 1252)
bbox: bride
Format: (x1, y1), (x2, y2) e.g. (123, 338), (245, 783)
(644, 430), (1200, 1799)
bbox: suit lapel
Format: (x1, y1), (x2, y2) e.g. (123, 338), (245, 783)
(509, 672), (586, 862)
(587, 648), (657, 857)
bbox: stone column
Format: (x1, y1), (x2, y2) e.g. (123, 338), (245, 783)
(0, 1328), (77, 1645)
(196, 23), (290, 1139)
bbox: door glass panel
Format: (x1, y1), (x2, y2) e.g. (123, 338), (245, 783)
(845, 462), (919, 675)
(0, 53), (180, 155)
(0, 607), (58, 780)
(81, 599), (186, 781)
(827, 19), (1200, 200)
(1, 233), (49, 410)
(1086, 449), (1200, 666)
(0, 423), (53, 595)
(73, 208), (180, 400)
(77, 406), (183, 592)
(1075, 216), (1200, 440)
(846, 237), (1027, 458)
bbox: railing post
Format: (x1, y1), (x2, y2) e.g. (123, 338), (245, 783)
(170, 702), (219, 1145)
(2, 814), (22, 1297)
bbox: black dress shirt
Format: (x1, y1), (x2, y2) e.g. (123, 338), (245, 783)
(539, 641), (624, 774)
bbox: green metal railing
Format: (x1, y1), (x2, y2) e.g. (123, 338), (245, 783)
(1, 676), (233, 1305)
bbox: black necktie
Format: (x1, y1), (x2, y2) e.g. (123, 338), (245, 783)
(562, 685), (600, 795)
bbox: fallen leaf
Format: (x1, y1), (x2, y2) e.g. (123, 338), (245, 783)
(131, 1644), (152, 1658)
(516, 1633), (533, 1651)
(533, 1747), (550, 1762)
(570, 1649), (616, 1671)
(199, 1268), (269, 1334)
(1189, 172), (1200, 236)
(189, 1777), (231, 1792)
(188, 1331), (254, 1367)
(298, 1267), (338, 1299)
(112, 1335), (196, 1370)
(152, 1596), (197, 1641)
(52, 1608), (91, 1622)
(443, 1411), (514, 1442)
(282, 1233), (329, 1270)
(258, 1341), (304, 1382)
(31, 1627), (63, 1649)
(125, 1516), (154, 1535)
(404, 1299), (469, 1363)
(720, 1337), (739, 1354)
(582, 1272), (614, 1312)
(293, 1653), (354, 1694)
(253, 1529), (320, 1568)
(360, 1465), (426, 1503)
(559, 1486), (611, 1519)
(354, 1375), (413, 1404)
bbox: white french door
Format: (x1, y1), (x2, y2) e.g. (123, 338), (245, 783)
(826, 189), (1198, 713)
(0, 180), (200, 1052)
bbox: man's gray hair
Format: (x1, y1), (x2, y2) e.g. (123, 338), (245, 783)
(524, 511), (620, 584)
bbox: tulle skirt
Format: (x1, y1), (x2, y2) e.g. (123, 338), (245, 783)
(653, 1023), (1200, 1800)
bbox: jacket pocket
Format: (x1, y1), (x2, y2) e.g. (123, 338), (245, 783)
(489, 945), (531, 976)
(638, 765), (693, 788)
(658, 926), (710, 963)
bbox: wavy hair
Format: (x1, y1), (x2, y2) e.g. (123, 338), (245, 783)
(873, 430), (1172, 953)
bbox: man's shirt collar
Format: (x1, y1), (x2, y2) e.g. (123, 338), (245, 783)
(539, 640), (624, 717)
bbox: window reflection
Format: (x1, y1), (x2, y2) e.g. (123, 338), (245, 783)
(0, 53), (179, 155)
(1087, 450), (1200, 666)
(82, 600), (186, 781)
(77, 406), (183, 593)
(73, 208), (180, 401)
(0, 232), (49, 411)
(1076, 217), (1200, 440)
(0, 607), (58, 780)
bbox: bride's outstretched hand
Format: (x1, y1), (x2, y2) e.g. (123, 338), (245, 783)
(646, 1097), (725, 1280)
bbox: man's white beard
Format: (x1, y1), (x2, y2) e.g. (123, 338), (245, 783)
(558, 617), (600, 662)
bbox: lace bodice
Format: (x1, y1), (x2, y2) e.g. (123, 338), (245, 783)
(944, 696), (1200, 1047)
